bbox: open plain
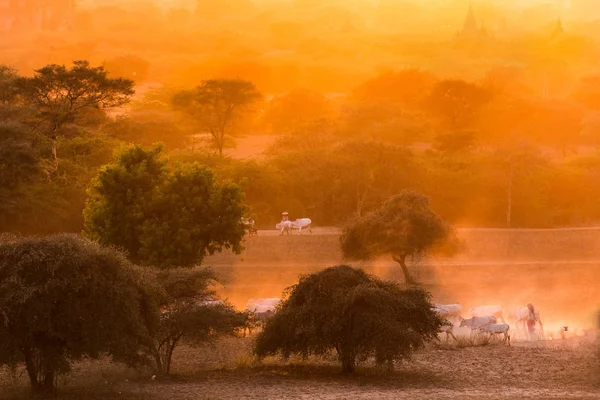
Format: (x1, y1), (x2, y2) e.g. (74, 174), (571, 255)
(2, 228), (599, 399)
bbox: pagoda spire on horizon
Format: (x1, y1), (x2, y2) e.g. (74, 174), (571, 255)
(462, 5), (478, 35)
(551, 17), (564, 38)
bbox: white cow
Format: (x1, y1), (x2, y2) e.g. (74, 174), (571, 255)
(276, 221), (294, 235)
(459, 316), (497, 330)
(197, 299), (225, 307)
(245, 298), (281, 314)
(290, 218), (312, 234)
(245, 298), (281, 336)
(438, 321), (458, 342)
(433, 304), (462, 322)
(514, 305), (544, 340)
(470, 306), (505, 323)
(478, 323), (511, 345)
(277, 218), (312, 235)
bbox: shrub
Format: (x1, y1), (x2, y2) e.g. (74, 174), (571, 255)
(0, 234), (160, 395)
(254, 265), (442, 373)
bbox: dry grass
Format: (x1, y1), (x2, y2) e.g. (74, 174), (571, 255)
(2, 335), (598, 400)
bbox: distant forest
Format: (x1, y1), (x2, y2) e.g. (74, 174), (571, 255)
(2, 1), (600, 232)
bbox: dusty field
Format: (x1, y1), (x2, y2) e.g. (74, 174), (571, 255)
(207, 228), (600, 335)
(1, 335), (598, 400)
(2, 228), (599, 399)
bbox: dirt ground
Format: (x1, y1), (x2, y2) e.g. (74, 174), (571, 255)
(1, 335), (598, 400)
(2, 228), (599, 399)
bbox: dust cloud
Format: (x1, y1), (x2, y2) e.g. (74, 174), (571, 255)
(208, 228), (600, 340)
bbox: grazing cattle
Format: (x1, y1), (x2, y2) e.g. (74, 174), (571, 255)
(514, 306), (529, 331)
(459, 316), (497, 330)
(470, 306), (505, 323)
(276, 221), (294, 235)
(478, 323), (511, 345)
(245, 298), (281, 336)
(433, 303), (462, 323)
(245, 298), (281, 313)
(438, 321), (458, 342)
(197, 299), (225, 307)
(290, 218), (312, 234)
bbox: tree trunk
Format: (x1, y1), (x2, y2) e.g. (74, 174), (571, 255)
(217, 129), (224, 157)
(42, 367), (56, 396)
(51, 138), (58, 166)
(392, 254), (418, 285)
(339, 350), (356, 374)
(22, 347), (40, 393)
(165, 338), (178, 375)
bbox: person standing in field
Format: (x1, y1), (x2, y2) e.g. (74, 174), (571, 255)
(526, 303), (544, 340)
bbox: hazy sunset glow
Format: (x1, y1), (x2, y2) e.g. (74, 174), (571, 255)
(1, 0), (599, 398)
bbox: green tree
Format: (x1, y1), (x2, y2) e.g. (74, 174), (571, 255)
(16, 60), (134, 168)
(254, 265), (442, 373)
(172, 79), (261, 156)
(150, 268), (247, 375)
(0, 234), (160, 396)
(84, 144), (247, 268)
(340, 191), (456, 285)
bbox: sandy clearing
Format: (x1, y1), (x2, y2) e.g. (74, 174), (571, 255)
(2, 335), (598, 400)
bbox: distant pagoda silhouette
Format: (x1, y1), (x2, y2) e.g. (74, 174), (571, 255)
(551, 18), (564, 38)
(455, 5), (489, 43)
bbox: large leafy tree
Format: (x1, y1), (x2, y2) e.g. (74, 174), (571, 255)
(340, 191), (456, 285)
(84, 144), (247, 268)
(16, 60), (134, 167)
(0, 234), (160, 396)
(172, 79), (261, 156)
(254, 265), (442, 373)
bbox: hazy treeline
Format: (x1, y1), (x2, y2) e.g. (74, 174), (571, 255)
(3, 1), (600, 232)
(2, 60), (600, 232)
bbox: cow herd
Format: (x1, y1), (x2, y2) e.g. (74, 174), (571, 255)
(433, 303), (545, 345)
(242, 299), (544, 346)
(240, 217), (314, 236)
(198, 296), (549, 346)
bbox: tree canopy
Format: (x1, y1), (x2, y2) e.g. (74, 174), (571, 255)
(172, 79), (261, 156)
(254, 265), (442, 373)
(0, 234), (160, 395)
(16, 60), (134, 166)
(84, 144), (247, 268)
(340, 190), (457, 285)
